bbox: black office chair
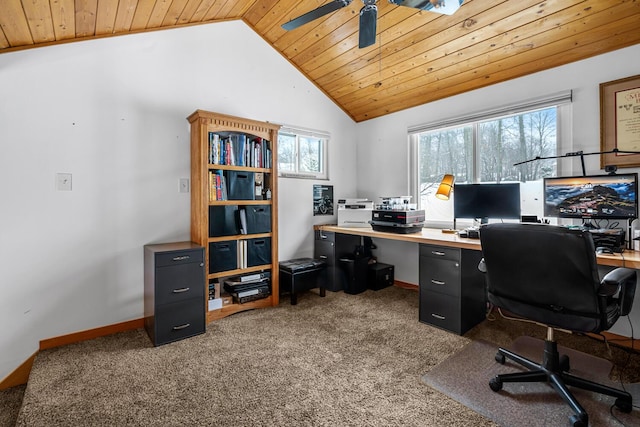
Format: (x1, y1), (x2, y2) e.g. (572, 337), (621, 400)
(479, 223), (636, 427)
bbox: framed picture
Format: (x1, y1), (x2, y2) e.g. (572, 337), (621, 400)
(313, 184), (334, 216)
(600, 74), (640, 168)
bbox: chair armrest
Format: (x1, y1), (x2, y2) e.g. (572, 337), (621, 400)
(600, 268), (637, 316)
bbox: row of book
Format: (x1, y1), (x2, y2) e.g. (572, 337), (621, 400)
(209, 170), (228, 201)
(208, 132), (272, 168)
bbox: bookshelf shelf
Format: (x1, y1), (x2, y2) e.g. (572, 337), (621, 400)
(188, 110), (280, 323)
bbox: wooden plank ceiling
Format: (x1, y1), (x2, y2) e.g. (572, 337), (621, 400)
(2, 0), (639, 122)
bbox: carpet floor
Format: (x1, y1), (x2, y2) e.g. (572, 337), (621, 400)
(5, 286), (640, 426)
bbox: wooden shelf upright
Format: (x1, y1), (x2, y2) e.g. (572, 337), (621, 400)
(187, 110), (280, 323)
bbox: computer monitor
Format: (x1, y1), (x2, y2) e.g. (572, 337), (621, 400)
(453, 183), (521, 223)
(543, 173), (638, 220)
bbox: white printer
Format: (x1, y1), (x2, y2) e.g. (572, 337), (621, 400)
(337, 198), (374, 228)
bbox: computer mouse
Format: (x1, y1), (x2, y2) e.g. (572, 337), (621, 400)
(596, 246), (614, 255)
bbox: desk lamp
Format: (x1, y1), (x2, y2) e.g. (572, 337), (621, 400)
(435, 174), (455, 200)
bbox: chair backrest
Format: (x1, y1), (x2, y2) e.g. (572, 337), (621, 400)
(480, 223), (605, 333)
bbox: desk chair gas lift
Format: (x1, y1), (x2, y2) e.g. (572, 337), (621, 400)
(479, 223), (636, 427)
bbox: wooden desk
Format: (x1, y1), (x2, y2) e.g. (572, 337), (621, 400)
(316, 225), (640, 270)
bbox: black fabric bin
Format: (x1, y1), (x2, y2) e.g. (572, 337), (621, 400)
(226, 170), (255, 200)
(247, 237), (271, 267)
(244, 205), (271, 234)
(209, 241), (237, 273)
(209, 205), (239, 237)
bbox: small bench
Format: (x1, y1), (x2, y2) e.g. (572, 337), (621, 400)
(279, 258), (327, 305)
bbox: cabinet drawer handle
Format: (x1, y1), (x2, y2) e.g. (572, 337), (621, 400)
(172, 287), (190, 293)
(320, 234), (328, 239)
(431, 251), (446, 256)
(319, 255), (328, 259)
(172, 323), (191, 331)
(172, 255), (190, 261)
(431, 314), (446, 320)
(431, 280), (445, 286)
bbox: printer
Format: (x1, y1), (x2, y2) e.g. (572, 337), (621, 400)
(337, 198), (374, 228)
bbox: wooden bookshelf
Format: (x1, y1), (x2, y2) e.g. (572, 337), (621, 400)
(187, 110), (280, 323)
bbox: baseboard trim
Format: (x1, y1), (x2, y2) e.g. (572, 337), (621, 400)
(0, 318), (144, 390)
(393, 280), (418, 291)
(0, 353), (37, 391)
(40, 318), (144, 350)
(587, 331), (638, 352)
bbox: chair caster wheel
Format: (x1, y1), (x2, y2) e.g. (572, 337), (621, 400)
(559, 354), (570, 372)
(569, 413), (587, 427)
(489, 376), (502, 392)
(615, 397), (633, 413)
(495, 352), (505, 364)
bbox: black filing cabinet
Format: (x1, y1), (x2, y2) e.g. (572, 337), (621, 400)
(144, 242), (206, 346)
(314, 230), (361, 291)
(419, 244), (486, 335)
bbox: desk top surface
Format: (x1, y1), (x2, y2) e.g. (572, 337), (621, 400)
(316, 224), (640, 269)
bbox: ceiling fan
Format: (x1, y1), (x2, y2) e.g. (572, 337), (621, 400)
(281, 0), (464, 49)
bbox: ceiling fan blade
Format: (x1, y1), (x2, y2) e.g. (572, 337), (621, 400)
(389, 0), (463, 15)
(282, 0), (352, 31)
(358, 4), (377, 48)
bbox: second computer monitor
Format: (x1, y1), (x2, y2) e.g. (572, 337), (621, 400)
(453, 182), (521, 223)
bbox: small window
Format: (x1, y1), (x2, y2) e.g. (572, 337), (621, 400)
(278, 127), (329, 180)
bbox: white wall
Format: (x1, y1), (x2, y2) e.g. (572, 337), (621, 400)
(355, 44), (640, 335)
(0, 21), (357, 381)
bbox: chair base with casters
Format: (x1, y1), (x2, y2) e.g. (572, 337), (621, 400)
(489, 326), (632, 427)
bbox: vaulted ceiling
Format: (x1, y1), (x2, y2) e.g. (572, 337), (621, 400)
(2, 0), (639, 122)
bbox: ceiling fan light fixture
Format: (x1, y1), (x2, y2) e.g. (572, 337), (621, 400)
(358, 2), (378, 48)
(388, 0), (464, 15)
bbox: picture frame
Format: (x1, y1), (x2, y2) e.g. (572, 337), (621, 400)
(600, 74), (640, 168)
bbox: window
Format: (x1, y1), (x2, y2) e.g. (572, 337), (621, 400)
(410, 92), (572, 224)
(278, 127), (329, 179)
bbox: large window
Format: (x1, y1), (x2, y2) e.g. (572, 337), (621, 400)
(278, 127), (329, 180)
(410, 93), (571, 224)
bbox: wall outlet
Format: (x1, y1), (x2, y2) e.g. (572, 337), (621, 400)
(56, 173), (72, 191)
(180, 178), (190, 193)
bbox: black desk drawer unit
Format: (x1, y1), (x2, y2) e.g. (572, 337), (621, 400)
(314, 230), (361, 292)
(144, 242), (206, 346)
(419, 244), (486, 335)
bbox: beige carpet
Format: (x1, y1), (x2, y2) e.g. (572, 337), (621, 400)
(8, 286), (640, 426)
(14, 287), (496, 427)
(423, 336), (640, 427)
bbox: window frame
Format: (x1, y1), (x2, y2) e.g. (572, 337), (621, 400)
(409, 92), (572, 227)
(277, 126), (329, 180)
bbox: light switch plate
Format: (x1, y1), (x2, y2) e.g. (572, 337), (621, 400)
(56, 173), (72, 191)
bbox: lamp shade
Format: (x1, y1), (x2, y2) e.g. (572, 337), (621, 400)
(435, 174), (455, 200)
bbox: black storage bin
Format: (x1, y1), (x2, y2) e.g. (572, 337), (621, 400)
(209, 205), (239, 237)
(226, 170), (255, 200)
(209, 241), (237, 272)
(247, 237), (271, 267)
(339, 255), (369, 295)
(368, 262), (394, 290)
(244, 205), (271, 234)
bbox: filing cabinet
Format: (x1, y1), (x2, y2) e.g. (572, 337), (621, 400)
(144, 242), (206, 346)
(419, 244), (486, 334)
(314, 230), (361, 291)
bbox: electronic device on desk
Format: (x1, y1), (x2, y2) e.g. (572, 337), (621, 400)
(337, 198), (374, 228)
(459, 227), (480, 239)
(543, 173), (638, 250)
(370, 209), (425, 234)
(589, 228), (626, 253)
(375, 196), (417, 211)
(453, 183), (521, 228)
